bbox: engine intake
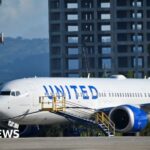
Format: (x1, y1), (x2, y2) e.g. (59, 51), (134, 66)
(109, 105), (148, 133)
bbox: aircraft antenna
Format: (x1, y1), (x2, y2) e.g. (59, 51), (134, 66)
(87, 73), (90, 78)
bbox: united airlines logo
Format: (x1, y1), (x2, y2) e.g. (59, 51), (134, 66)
(43, 85), (98, 100)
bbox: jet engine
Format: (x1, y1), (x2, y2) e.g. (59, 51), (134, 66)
(109, 105), (148, 133)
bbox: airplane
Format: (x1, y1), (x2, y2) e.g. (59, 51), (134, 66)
(0, 75), (150, 136)
(0, 32), (4, 44)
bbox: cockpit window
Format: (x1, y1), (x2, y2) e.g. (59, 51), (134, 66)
(0, 91), (21, 96)
(16, 91), (21, 96)
(11, 91), (16, 96)
(0, 91), (11, 96)
(11, 91), (21, 96)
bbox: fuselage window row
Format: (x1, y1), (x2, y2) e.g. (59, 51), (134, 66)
(46, 92), (150, 99)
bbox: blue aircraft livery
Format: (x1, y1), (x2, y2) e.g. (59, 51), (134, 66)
(43, 85), (98, 100)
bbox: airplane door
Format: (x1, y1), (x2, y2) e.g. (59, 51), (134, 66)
(27, 83), (40, 111)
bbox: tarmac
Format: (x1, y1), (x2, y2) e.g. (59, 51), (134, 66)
(0, 137), (150, 150)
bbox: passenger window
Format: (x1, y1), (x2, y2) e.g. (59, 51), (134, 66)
(112, 93), (114, 97)
(98, 93), (101, 97)
(122, 93), (125, 97)
(11, 91), (16, 96)
(104, 93), (106, 97)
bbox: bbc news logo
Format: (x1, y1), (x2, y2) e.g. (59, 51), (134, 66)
(0, 129), (20, 138)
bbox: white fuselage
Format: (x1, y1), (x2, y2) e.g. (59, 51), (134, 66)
(0, 77), (150, 125)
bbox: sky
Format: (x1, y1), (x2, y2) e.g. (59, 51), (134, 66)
(0, 0), (48, 39)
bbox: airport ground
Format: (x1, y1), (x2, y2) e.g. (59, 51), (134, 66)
(0, 137), (150, 150)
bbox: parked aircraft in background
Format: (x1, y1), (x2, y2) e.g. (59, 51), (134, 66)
(0, 75), (150, 136)
(0, 32), (4, 44)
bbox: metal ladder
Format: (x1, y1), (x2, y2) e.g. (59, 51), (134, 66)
(39, 96), (115, 136)
(95, 112), (115, 136)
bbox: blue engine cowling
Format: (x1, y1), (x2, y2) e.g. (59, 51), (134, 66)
(109, 105), (148, 133)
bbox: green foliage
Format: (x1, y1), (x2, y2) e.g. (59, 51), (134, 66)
(41, 121), (150, 137)
(127, 70), (134, 78)
(140, 123), (150, 136)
